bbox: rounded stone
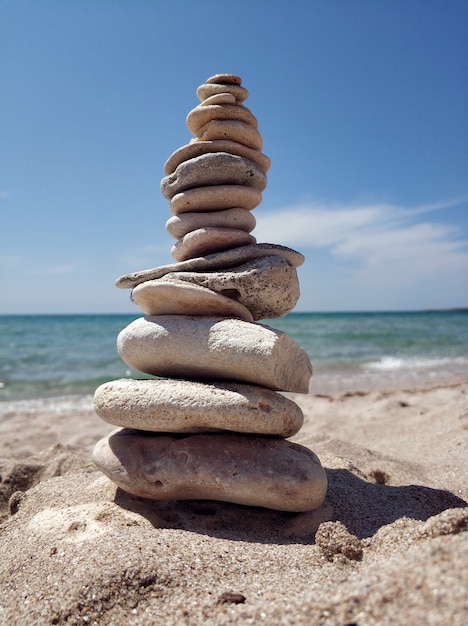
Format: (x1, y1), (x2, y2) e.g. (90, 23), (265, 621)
(197, 83), (249, 103)
(199, 93), (237, 106)
(170, 185), (262, 215)
(161, 153), (267, 200)
(131, 280), (254, 321)
(94, 378), (303, 436)
(186, 104), (258, 135)
(162, 255), (300, 320)
(117, 316), (313, 393)
(166, 208), (256, 239)
(92, 430), (327, 512)
(205, 74), (242, 85)
(115, 243), (305, 289)
(164, 140), (271, 175)
(196, 120), (263, 150)
(171, 227), (256, 262)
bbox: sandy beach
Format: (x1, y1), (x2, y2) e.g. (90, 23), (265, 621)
(1, 379), (467, 625)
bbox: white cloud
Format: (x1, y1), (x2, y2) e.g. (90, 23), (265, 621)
(255, 199), (468, 309)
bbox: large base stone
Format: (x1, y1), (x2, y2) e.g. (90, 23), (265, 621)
(92, 430), (327, 512)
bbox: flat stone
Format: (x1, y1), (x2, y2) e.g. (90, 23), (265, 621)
(117, 316), (313, 393)
(116, 243), (305, 288)
(199, 93), (237, 106)
(195, 120), (263, 150)
(94, 378), (303, 436)
(170, 185), (262, 215)
(162, 255), (300, 320)
(166, 208), (256, 239)
(205, 74), (242, 86)
(164, 140), (271, 175)
(186, 103), (258, 134)
(161, 153), (267, 200)
(171, 227), (256, 261)
(92, 430), (327, 512)
(131, 280), (254, 321)
(197, 83), (249, 103)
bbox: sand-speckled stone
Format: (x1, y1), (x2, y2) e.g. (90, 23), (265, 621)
(171, 227), (256, 262)
(186, 104), (258, 135)
(205, 74), (242, 86)
(195, 120), (263, 150)
(117, 316), (313, 393)
(164, 140), (271, 175)
(131, 280), (253, 321)
(170, 185), (262, 215)
(166, 208), (256, 239)
(94, 378), (303, 436)
(92, 430), (327, 511)
(197, 82), (249, 103)
(162, 255), (300, 320)
(115, 243), (305, 289)
(161, 153), (267, 200)
(199, 93), (237, 106)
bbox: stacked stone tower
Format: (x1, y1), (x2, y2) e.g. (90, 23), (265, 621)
(92, 74), (327, 512)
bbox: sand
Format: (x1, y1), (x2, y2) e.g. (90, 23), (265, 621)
(1, 380), (467, 625)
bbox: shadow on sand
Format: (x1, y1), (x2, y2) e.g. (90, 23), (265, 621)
(113, 466), (467, 544)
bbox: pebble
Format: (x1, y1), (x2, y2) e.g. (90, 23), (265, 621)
(117, 316), (313, 393)
(161, 152), (267, 200)
(92, 430), (327, 512)
(160, 255), (300, 320)
(115, 243), (305, 289)
(131, 280), (254, 321)
(166, 208), (256, 239)
(195, 120), (263, 150)
(205, 74), (242, 85)
(170, 185), (262, 215)
(197, 82), (249, 103)
(171, 227), (256, 262)
(186, 103), (258, 134)
(94, 378), (304, 437)
(164, 140), (271, 175)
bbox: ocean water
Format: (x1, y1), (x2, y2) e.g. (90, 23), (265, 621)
(0, 311), (467, 405)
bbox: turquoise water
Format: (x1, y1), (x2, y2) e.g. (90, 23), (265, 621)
(1, 311), (467, 401)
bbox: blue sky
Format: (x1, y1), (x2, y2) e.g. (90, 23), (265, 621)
(1, 0), (467, 314)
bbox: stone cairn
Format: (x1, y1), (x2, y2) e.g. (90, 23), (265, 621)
(92, 74), (327, 512)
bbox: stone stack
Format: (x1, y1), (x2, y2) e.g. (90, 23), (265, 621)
(92, 74), (327, 512)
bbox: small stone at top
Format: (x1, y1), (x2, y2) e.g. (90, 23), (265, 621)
(206, 74), (242, 85)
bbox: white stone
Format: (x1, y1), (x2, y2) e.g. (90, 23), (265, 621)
(166, 208), (256, 239)
(117, 316), (312, 393)
(94, 378), (303, 437)
(131, 280), (253, 321)
(171, 227), (256, 261)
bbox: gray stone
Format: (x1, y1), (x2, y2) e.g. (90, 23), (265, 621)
(131, 279), (253, 321)
(205, 74), (242, 86)
(116, 243), (305, 289)
(92, 430), (327, 512)
(171, 227), (256, 261)
(186, 103), (258, 135)
(170, 185), (262, 215)
(199, 93), (237, 106)
(164, 140), (271, 175)
(197, 82), (249, 103)
(195, 120), (263, 150)
(162, 255), (300, 320)
(94, 378), (303, 437)
(166, 208), (256, 239)
(161, 153), (267, 200)
(117, 316), (313, 393)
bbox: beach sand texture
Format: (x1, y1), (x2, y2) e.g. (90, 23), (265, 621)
(1, 380), (467, 625)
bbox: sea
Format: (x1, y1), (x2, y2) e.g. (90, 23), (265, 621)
(1, 311), (467, 412)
